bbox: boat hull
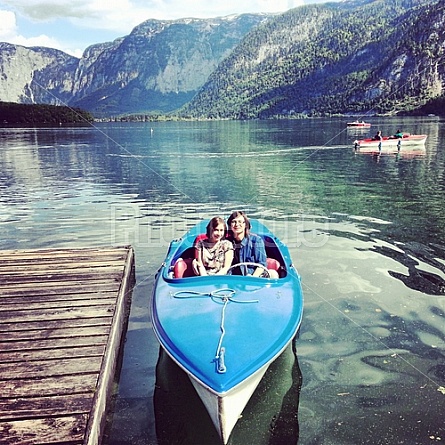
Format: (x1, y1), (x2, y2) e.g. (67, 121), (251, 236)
(354, 134), (427, 151)
(190, 363), (269, 443)
(151, 219), (304, 443)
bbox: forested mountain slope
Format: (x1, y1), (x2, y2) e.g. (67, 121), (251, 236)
(181, 0), (444, 118)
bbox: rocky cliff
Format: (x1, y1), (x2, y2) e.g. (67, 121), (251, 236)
(0, 43), (78, 105)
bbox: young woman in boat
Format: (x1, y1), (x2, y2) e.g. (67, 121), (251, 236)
(227, 211), (279, 278)
(192, 216), (234, 276)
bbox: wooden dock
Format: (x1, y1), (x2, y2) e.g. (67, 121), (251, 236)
(0, 246), (135, 445)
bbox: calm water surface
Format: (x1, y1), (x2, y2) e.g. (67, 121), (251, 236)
(1, 117), (444, 445)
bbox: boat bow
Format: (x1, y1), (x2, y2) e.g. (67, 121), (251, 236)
(151, 219), (304, 443)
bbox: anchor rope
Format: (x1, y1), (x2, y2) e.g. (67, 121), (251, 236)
(215, 297), (229, 373)
(172, 288), (258, 373)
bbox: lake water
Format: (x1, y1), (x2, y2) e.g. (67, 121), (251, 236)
(1, 117), (444, 445)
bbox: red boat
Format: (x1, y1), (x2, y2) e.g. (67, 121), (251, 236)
(354, 134), (427, 152)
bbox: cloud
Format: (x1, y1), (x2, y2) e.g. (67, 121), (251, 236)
(12, 33), (71, 52)
(0, 0), (94, 21)
(0, 8), (82, 57)
(0, 10), (17, 40)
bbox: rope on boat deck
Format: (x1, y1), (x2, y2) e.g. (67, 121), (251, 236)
(171, 288), (259, 374)
(216, 298), (229, 373)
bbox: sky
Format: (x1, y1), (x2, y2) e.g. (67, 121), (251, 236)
(0, 0), (306, 58)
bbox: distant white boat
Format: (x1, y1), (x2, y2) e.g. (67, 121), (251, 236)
(347, 120), (371, 127)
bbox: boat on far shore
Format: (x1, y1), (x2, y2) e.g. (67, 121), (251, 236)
(347, 120), (371, 127)
(354, 133), (427, 153)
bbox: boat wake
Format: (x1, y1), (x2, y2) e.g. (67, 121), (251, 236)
(106, 145), (341, 160)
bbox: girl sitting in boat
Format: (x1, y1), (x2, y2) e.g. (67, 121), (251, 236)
(192, 216), (234, 276)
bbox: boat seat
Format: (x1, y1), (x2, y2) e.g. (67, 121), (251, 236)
(174, 256), (281, 278)
(194, 233), (207, 258)
(173, 234), (207, 278)
(266, 257), (281, 272)
(173, 257), (195, 278)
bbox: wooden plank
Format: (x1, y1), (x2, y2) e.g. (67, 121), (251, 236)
(0, 268), (124, 280)
(0, 259), (125, 270)
(0, 297), (117, 312)
(0, 345), (106, 363)
(0, 414), (87, 444)
(0, 273), (123, 285)
(0, 306), (115, 323)
(0, 318), (112, 333)
(0, 291), (117, 305)
(0, 282), (121, 298)
(0, 325), (110, 342)
(0, 258), (127, 269)
(0, 335), (109, 352)
(1, 374), (99, 398)
(0, 246), (130, 258)
(0, 268), (125, 280)
(0, 356), (104, 379)
(0, 393), (93, 420)
(0, 282), (122, 296)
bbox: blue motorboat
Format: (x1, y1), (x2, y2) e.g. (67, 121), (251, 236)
(151, 219), (304, 444)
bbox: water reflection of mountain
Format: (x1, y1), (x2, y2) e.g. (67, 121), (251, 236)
(154, 339), (302, 445)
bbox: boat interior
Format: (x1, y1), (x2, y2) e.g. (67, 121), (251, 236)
(170, 233), (287, 279)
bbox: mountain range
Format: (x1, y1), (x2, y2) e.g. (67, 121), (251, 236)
(0, 14), (268, 118)
(0, 0), (443, 119)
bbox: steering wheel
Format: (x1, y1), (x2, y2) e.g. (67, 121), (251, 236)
(227, 262), (270, 278)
